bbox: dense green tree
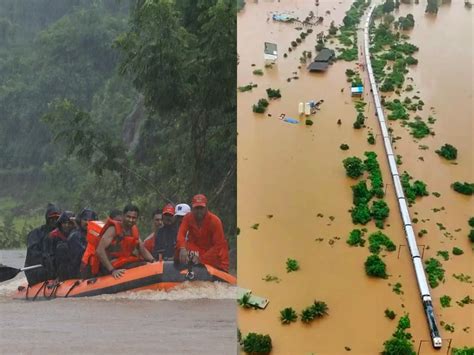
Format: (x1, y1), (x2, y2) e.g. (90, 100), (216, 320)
(351, 204), (372, 225)
(371, 201), (390, 229)
(0, 0), (238, 265)
(365, 254), (387, 278)
(452, 182), (474, 195)
(242, 333), (272, 354)
(343, 157), (365, 179)
(383, 0), (395, 13)
(352, 181), (373, 205)
(435, 144), (458, 160)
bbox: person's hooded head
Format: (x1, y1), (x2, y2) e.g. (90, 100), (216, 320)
(45, 203), (61, 230)
(56, 211), (76, 236)
(77, 208), (98, 231)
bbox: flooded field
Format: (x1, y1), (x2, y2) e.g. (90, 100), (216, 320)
(237, 0), (472, 354)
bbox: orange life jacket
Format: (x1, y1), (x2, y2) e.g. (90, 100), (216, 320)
(81, 219), (140, 275)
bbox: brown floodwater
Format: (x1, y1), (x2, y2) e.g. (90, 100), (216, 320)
(237, 1), (472, 354)
(0, 250), (236, 354)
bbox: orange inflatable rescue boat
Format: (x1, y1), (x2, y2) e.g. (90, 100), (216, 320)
(14, 261), (236, 300)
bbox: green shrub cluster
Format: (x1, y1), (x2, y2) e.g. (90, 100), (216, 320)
(286, 258), (299, 272)
(425, 258), (445, 288)
(241, 333), (272, 354)
(398, 14), (415, 30)
(440, 295), (451, 308)
(266, 88), (281, 99)
(365, 254), (388, 278)
(352, 204), (372, 225)
(300, 300), (329, 323)
(435, 144), (457, 160)
(371, 201), (390, 229)
(252, 98), (269, 113)
(452, 182), (474, 196)
(353, 112), (366, 129)
(452, 347), (474, 355)
(382, 314), (415, 355)
(400, 172), (428, 204)
(385, 309), (396, 320)
(367, 132), (376, 145)
(352, 180), (372, 205)
(364, 152), (384, 198)
(238, 83), (258, 92)
(347, 229), (366, 247)
(280, 307), (298, 324)
(385, 100), (409, 120)
(368, 231), (395, 253)
(343, 157), (365, 179)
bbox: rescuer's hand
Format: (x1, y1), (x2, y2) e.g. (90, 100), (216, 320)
(190, 253), (200, 265)
(179, 248), (189, 264)
(111, 269), (125, 279)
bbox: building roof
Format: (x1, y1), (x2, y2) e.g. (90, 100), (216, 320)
(314, 48), (335, 62)
(264, 42), (278, 55)
(307, 61), (329, 72)
(351, 86), (364, 93)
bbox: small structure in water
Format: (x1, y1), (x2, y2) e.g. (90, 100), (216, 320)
(307, 48), (335, 72)
(264, 42), (278, 64)
(272, 13), (295, 22)
(351, 86), (364, 97)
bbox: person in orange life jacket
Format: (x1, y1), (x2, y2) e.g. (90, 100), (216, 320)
(144, 208), (163, 243)
(174, 203), (191, 228)
(95, 204), (155, 279)
(24, 203), (61, 285)
(144, 204), (178, 260)
(67, 208), (98, 278)
(79, 208), (126, 279)
(175, 194), (229, 272)
(43, 211), (76, 280)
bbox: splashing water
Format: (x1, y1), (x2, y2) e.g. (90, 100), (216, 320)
(95, 282), (237, 301)
(0, 274), (237, 301)
(0, 275), (26, 299)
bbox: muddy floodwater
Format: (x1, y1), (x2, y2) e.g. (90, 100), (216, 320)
(0, 250), (236, 355)
(237, 0), (472, 354)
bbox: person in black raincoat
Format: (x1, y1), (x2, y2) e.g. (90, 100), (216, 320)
(144, 204), (178, 260)
(43, 211), (76, 281)
(24, 203), (61, 285)
(67, 208), (98, 278)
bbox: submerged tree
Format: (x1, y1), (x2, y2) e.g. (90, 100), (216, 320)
(241, 333), (272, 354)
(280, 307), (298, 324)
(426, 0), (439, 13)
(452, 182), (474, 195)
(382, 314), (416, 355)
(343, 157), (365, 179)
(365, 254), (388, 278)
(383, 0), (395, 13)
(435, 144), (457, 160)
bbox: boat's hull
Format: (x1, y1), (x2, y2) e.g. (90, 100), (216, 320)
(14, 261), (236, 300)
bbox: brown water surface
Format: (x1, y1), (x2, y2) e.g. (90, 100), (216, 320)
(0, 250), (236, 355)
